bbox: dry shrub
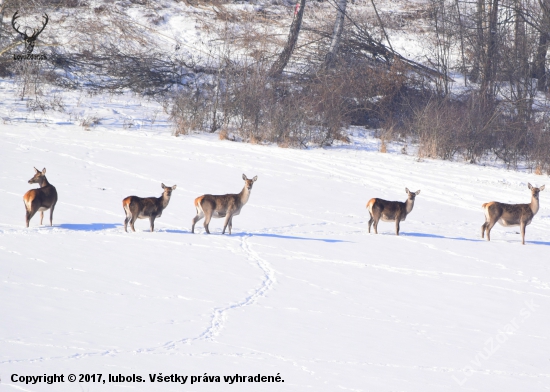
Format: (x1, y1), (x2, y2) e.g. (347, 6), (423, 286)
(169, 58), (352, 147)
(170, 86), (209, 136)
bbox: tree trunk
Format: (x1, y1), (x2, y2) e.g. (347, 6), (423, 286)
(534, 32), (549, 91)
(470, 0), (485, 83)
(514, 0), (530, 123)
(324, 0), (347, 69)
(534, 0), (550, 91)
(481, 0), (499, 104)
(0, 0), (4, 31)
(269, 0), (307, 77)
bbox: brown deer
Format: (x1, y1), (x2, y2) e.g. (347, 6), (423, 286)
(191, 174), (258, 235)
(367, 188), (421, 235)
(123, 183), (177, 232)
(23, 167), (58, 228)
(481, 183), (545, 245)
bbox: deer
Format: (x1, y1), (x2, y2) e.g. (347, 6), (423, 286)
(191, 174), (258, 235)
(12, 11), (49, 55)
(23, 167), (58, 228)
(481, 183), (545, 245)
(367, 188), (421, 236)
(123, 183), (177, 232)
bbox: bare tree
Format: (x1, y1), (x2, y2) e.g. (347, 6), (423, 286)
(533, 0), (550, 91)
(324, 0), (347, 69)
(269, 0), (306, 76)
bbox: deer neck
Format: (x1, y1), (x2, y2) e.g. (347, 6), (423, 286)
(405, 198), (415, 215)
(39, 176), (50, 188)
(160, 193), (172, 209)
(239, 186), (251, 206)
(530, 194), (540, 215)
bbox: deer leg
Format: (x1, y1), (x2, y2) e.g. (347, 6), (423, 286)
(40, 211), (44, 225)
(124, 214), (130, 232)
(204, 212), (212, 234)
(222, 214), (232, 235)
(520, 221), (526, 245)
(128, 204), (140, 232)
(129, 212), (138, 232)
(25, 209), (35, 228)
(485, 220), (497, 242)
(26, 201), (38, 227)
(191, 210), (204, 234)
(49, 204), (55, 226)
(373, 216), (379, 234)
(150, 216), (155, 232)
(395, 218), (401, 236)
(228, 217), (233, 235)
(368, 213), (374, 233)
(481, 222), (488, 238)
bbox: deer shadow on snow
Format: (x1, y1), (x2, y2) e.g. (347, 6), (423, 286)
(234, 232), (351, 243)
(58, 223), (120, 231)
(403, 232), (550, 245)
(402, 232), (484, 242)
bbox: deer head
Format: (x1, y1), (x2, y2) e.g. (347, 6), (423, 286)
(28, 167), (46, 185)
(528, 183), (545, 200)
(12, 11), (49, 55)
(405, 187), (421, 200)
(242, 174), (258, 191)
(161, 183), (177, 196)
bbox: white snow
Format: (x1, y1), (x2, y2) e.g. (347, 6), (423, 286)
(1, 120), (550, 391)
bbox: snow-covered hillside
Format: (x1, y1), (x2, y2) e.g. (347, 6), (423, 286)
(1, 123), (550, 391)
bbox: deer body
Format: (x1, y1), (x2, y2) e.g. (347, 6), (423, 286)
(123, 184), (176, 232)
(481, 183), (545, 245)
(192, 174), (257, 235)
(23, 167), (58, 227)
(367, 188), (420, 235)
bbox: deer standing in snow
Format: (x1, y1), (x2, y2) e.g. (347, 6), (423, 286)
(481, 183), (545, 245)
(23, 167), (58, 228)
(123, 183), (177, 232)
(191, 174), (258, 235)
(367, 188), (421, 235)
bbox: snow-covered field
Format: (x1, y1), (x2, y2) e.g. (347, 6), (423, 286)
(1, 122), (550, 391)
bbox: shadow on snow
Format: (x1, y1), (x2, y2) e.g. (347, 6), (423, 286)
(402, 232), (484, 242)
(235, 232), (351, 243)
(58, 223), (120, 231)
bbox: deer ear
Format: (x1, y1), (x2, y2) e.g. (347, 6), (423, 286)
(42, 168), (46, 174)
(161, 183), (166, 189)
(172, 185), (177, 190)
(415, 190), (421, 195)
(34, 167), (39, 173)
(242, 174), (248, 181)
(252, 176), (258, 182)
(540, 185), (545, 191)
(405, 187), (410, 194)
(528, 183), (532, 189)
